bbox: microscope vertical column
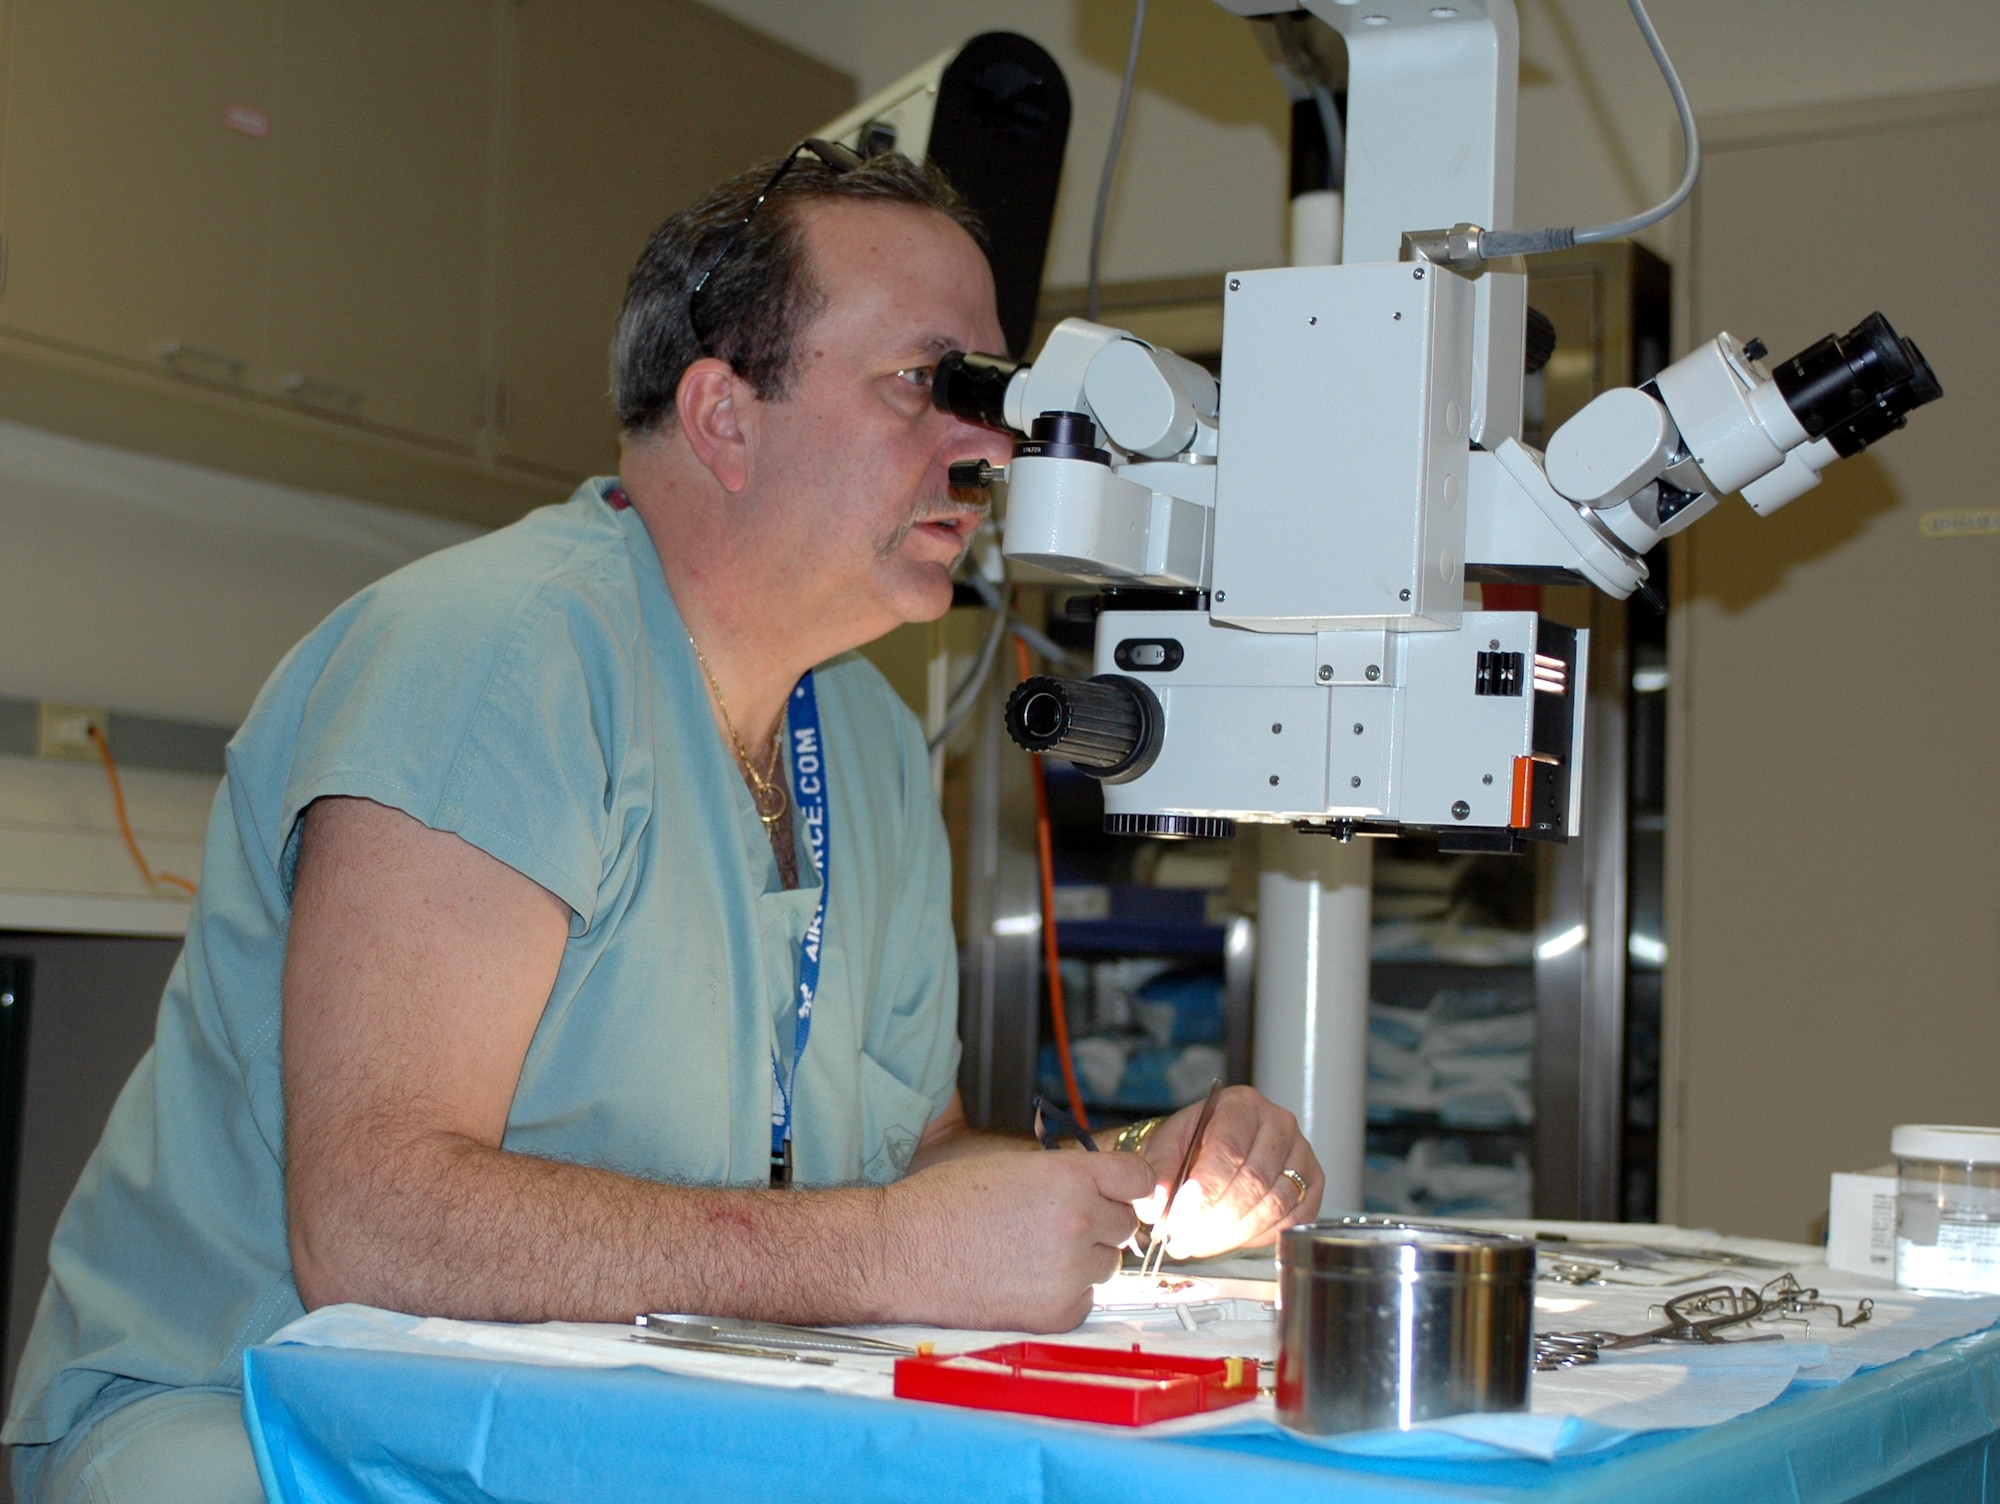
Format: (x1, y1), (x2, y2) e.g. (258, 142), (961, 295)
(1241, 74), (1371, 1216)
(1252, 828), (1372, 1212)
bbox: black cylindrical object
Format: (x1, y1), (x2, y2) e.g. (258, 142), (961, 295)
(1820, 339), (1943, 457)
(931, 349), (1022, 432)
(1004, 673), (1161, 783)
(925, 32), (1071, 359)
(1772, 312), (1943, 455)
(1012, 410), (1111, 465)
(1277, 1220), (1535, 1436)
(1289, 94), (1343, 197)
(1524, 306), (1558, 375)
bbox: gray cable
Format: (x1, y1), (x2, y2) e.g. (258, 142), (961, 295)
(928, 601), (1008, 753)
(961, 570), (1080, 667)
(1011, 618), (1082, 671)
(1273, 14), (1343, 195)
(1479, 0), (1698, 260)
(1087, 0), (1148, 322)
(1310, 81), (1344, 195)
(926, 571), (1088, 754)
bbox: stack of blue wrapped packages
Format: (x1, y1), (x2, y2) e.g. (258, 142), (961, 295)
(1037, 964), (1227, 1115)
(1364, 982), (1535, 1218)
(1366, 986), (1535, 1127)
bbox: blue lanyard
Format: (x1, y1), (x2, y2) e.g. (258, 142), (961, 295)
(771, 672), (828, 1184)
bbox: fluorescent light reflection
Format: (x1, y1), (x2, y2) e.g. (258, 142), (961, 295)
(991, 913), (1041, 937)
(1535, 924), (1587, 961)
(1629, 933), (1667, 966)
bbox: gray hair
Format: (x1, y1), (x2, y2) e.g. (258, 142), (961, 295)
(610, 150), (983, 436)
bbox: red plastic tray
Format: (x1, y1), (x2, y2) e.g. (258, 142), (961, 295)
(893, 1341), (1260, 1427)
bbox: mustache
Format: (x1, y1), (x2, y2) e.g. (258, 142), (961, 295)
(877, 492), (991, 559)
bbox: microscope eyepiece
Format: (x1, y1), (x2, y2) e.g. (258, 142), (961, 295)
(932, 349), (1023, 432)
(1004, 674), (1162, 783)
(1772, 312), (1943, 457)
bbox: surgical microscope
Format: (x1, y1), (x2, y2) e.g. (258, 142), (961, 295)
(925, 0), (1941, 1200)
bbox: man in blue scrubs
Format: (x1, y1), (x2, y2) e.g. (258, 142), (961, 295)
(5, 149), (1323, 1503)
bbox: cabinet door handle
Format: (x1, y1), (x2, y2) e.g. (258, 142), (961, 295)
(157, 341), (246, 383)
(278, 374), (363, 413)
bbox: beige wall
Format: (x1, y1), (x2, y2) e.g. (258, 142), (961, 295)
(0, 422), (479, 725)
(1663, 88), (2000, 1241)
(708, 0), (2000, 284)
(1514, 0), (2000, 259)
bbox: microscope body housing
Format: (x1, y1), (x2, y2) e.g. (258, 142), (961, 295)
(974, 0), (1935, 849)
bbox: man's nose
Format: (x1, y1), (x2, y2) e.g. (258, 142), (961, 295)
(940, 414), (1010, 468)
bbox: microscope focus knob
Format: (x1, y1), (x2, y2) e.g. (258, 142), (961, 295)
(1004, 674), (1163, 783)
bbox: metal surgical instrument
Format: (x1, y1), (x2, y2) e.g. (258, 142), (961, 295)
(1137, 1078), (1224, 1280)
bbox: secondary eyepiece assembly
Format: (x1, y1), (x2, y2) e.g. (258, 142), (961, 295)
(1772, 312), (1943, 457)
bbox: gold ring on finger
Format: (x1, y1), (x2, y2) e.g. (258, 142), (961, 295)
(1280, 1167), (1309, 1204)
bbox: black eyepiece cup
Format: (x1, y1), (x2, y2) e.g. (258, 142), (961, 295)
(1773, 312), (1943, 458)
(932, 350), (1023, 432)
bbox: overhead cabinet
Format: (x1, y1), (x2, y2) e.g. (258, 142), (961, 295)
(0, 0), (852, 506)
(0, 0), (281, 394)
(495, 0), (854, 481)
(0, 0), (492, 451)
(260, 0), (496, 450)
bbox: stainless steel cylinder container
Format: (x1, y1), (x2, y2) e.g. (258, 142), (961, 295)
(1277, 1221), (1534, 1435)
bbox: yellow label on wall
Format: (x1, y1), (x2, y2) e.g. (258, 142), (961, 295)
(1920, 509), (2000, 539)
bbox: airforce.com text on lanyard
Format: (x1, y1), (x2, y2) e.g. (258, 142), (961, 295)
(771, 672), (828, 1189)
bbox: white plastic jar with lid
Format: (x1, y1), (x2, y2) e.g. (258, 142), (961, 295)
(1893, 1124), (2000, 1294)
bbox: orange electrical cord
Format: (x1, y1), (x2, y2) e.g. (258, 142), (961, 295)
(1015, 633), (1091, 1135)
(87, 724), (198, 899)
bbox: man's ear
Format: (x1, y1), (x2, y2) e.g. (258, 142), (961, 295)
(674, 358), (752, 494)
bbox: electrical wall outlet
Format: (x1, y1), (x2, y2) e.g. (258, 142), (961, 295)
(37, 702), (107, 762)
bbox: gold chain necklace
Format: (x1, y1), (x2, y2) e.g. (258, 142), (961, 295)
(688, 632), (787, 828)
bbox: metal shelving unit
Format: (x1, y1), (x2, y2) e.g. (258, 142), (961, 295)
(1520, 241), (1672, 1223)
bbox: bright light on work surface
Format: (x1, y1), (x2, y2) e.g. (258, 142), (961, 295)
(1091, 1272), (1220, 1309)
(1535, 924), (1587, 961)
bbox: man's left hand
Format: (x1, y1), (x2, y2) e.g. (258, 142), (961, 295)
(1128, 1087), (1322, 1259)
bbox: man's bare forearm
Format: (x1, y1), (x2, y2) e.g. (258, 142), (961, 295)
(279, 800), (1156, 1335)
(290, 1126), (1154, 1334)
(290, 1134), (901, 1326)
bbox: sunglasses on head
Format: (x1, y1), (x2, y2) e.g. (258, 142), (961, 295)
(686, 137), (865, 354)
